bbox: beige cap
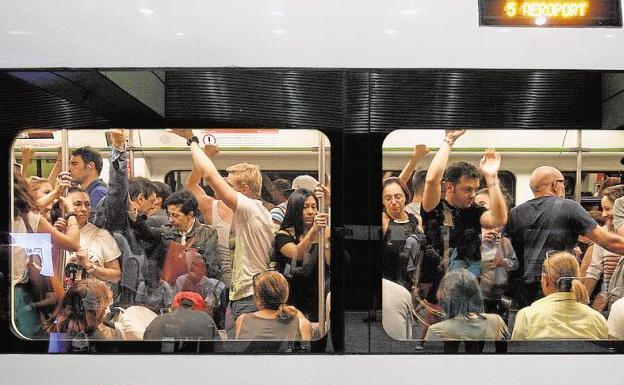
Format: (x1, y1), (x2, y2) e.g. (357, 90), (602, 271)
(288, 175), (318, 192)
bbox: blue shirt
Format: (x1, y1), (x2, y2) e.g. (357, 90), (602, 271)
(85, 178), (107, 219)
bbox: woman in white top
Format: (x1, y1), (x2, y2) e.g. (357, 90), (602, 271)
(54, 187), (121, 284)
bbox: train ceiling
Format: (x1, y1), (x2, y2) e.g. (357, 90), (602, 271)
(0, 69), (608, 134)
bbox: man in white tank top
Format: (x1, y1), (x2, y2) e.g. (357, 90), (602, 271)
(172, 130), (274, 322)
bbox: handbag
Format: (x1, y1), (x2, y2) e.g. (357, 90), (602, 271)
(161, 237), (200, 285)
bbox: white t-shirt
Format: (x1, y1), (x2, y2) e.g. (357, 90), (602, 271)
(230, 192), (274, 301)
(67, 222), (121, 267)
(607, 297), (624, 339)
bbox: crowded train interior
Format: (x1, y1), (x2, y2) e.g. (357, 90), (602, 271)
(2, 69), (624, 354)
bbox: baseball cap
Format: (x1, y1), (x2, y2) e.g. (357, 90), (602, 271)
(286, 175), (318, 193)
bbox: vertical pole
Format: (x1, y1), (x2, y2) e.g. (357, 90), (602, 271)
(60, 129), (69, 277)
(575, 130), (583, 203)
(317, 132), (327, 337)
(128, 129), (135, 178)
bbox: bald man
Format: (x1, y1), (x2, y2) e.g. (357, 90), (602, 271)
(504, 166), (624, 307)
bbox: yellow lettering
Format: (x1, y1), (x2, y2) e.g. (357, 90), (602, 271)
(579, 2), (588, 16)
(505, 1), (518, 17)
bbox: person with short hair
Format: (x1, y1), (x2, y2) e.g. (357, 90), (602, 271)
(175, 256), (225, 319)
(425, 269), (509, 342)
(69, 146), (107, 217)
(269, 178), (294, 226)
(171, 129), (274, 323)
(421, 129), (508, 293)
(512, 251), (608, 340)
(398, 144), (430, 223)
(135, 259), (173, 314)
(235, 270), (312, 340)
(145, 181), (172, 228)
(143, 291), (221, 341)
(504, 166), (624, 307)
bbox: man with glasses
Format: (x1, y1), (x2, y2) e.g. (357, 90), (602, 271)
(504, 166), (624, 307)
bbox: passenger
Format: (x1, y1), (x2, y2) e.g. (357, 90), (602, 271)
(143, 291), (220, 341)
(135, 259), (173, 314)
(171, 129), (273, 323)
(397, 144), (430, 222)
(382, 278), (414, 340)
(425, 269), (509, 342)
(12, 173), (80, 252)
(584, 185), (624, 310)
(607, 296), (624, 339)
(145, 181), (172, 228)
(261, 173), (277, 211)
(47, 279), (119, 352)
(269, 178), (293, 226)
(175, 257), (225, 318)
(579, 210), (604, 277)
(275, 187), (330, 322)
(131, 190), (220, 281)
(185, 144), (232, 288)
(421, 129), (507, 283)
(29, 172), (72, 221)
(504, 166), (624, 307)
(55, 187), (122, 284)
(512, 251), (607, 340)
(235, 270), (312, 340)
(613, 196), (624, 237)
(12, 173), (80, 338)
(68, 146), (108, 218)
(381, 177), (422, 291)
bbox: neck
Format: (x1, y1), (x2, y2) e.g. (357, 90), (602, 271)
(181, 218), (195, 233)
(81, 174), (98, 189)
(533, 191), (558, 199)
(78, 222), (88, 229)
(444, 193), (458, 208)
(388, 211), (408, 221)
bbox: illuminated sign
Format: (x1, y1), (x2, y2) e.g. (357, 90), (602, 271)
(479, 0), (622, 27)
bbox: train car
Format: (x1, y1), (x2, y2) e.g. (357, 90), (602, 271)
(2, 0), (624, 384)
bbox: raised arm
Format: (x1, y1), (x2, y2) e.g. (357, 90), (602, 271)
(36, 171), (72, 209)
(278, 212), (330, 263)
(185, 145), (221, 220)
(398, 144), (430, 186)
(421, 129), (465, 212)
(171, 129), (239, 211)
(47, 148), (63, 184)
(20, 146), (35, 178)
(40, 195), (80, 252)
(478, 149), (508, 228)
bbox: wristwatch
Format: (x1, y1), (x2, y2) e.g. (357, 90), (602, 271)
(64, 212), (77, 220)
(186, 136), (200, 146)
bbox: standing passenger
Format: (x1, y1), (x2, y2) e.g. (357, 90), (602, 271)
(68, 146), (107, 219)
(145, 181), (172, 228)
(171, 129), (274, 322)
(421, 129), (508, 287)
(504, 166), (624, 307)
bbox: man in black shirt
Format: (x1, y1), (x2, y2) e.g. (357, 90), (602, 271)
(420, 129), (508, 293)
(504, 166), (624, 306)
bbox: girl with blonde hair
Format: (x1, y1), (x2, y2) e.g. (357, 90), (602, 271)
(512, 251), (608, 340)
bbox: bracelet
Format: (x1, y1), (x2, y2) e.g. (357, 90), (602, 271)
(186, 136), (199, 146)
(443, 137), (455, 146)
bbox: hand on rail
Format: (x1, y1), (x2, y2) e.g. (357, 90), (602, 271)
(20, 146), (35, 165)
(412, 144), (430, 161)
(109, 128), (126, 150)
(444, 129), (466, 145)
(53, 171), (72, 196)
(204, 144), (219, 157)
(314, 183), (330, 205)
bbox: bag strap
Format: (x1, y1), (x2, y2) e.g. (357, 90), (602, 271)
(441, 202), (453, 271)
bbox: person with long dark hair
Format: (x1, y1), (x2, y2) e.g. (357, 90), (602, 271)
(274, 187), (330, 322)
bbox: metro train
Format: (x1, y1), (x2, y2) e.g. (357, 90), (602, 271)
(3, 0), (624, 384)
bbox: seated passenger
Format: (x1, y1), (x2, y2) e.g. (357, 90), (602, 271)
(47, 279), (119, 352)
(382, 278), (414, 340)
(175, 257), (225, 318)
(135, 259), (173, 314)
(512, 251), (608, 340)
(235, 270), (312, 340)
(425, 269), (509, 341)
(275, 187), (330, 322)
(55, 187), (122, 284)
(143, 291), (220, 341)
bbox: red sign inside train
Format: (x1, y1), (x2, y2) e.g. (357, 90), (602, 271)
(479, 0), (622, 26)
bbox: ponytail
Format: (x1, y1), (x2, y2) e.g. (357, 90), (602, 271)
(570, 279), (589, 305)
(276, 304), (298, 321)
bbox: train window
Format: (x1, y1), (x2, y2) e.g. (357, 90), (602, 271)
(381, 129), (624, 347)
(9, 128), (331, 353)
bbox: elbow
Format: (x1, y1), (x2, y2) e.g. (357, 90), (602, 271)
(110, 270), (122, 284)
